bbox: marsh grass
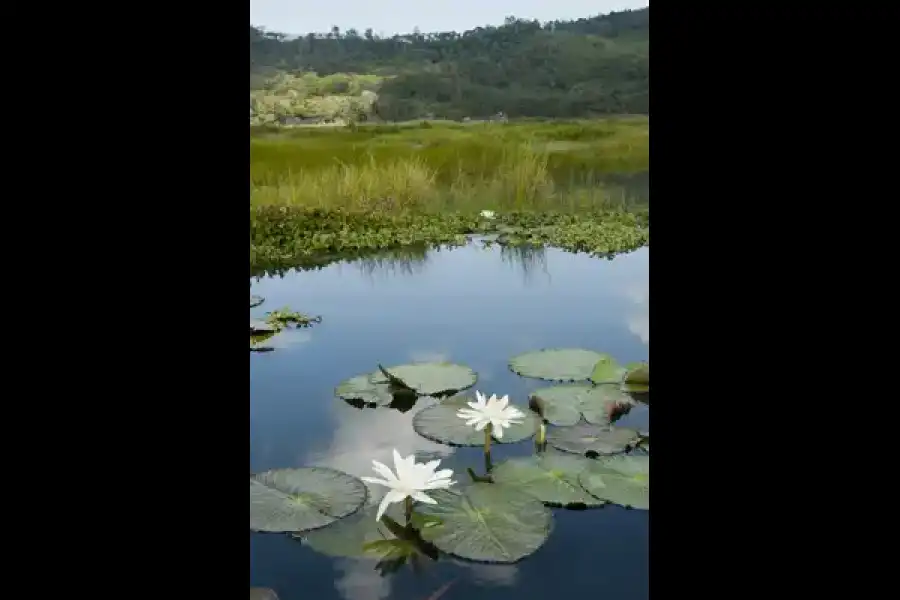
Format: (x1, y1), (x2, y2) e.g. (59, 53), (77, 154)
(250, 118), (648, 213)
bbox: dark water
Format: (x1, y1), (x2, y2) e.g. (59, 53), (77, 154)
(250, 242), (649, 600)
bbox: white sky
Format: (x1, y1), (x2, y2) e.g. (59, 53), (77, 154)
(250, 0), (649, 37)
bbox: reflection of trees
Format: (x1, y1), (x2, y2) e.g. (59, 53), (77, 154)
(500, 244), (550, 285)
(354, 245), (430, 279)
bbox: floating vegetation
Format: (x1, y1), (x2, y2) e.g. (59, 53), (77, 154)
(249, 295), (322, 352)
(251, 347), (648, 567)
(250, 207), (648, 278)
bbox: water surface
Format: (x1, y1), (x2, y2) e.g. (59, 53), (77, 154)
(250, 242), (649, 600)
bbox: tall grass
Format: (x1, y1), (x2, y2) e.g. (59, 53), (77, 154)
(249, 118), (648, 214)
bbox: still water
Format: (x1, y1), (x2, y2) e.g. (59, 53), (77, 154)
(250, 242), (649, 600)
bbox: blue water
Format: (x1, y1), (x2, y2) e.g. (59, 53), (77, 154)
(250, 242), (649, 600)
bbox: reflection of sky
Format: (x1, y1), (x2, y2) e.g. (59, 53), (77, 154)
(250, 243), (649, 600)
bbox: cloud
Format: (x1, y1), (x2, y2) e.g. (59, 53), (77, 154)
(305, 397), (456, 600)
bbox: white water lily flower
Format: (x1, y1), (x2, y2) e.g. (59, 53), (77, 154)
(480, 210), (496, 219)
(361, 449), (455, 521)
(456, 391), (526, 439)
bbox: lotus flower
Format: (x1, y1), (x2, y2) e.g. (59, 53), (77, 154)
(362, 449), (455, 522)
(456, 391), (525, 439)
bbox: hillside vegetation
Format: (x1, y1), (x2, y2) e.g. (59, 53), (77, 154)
(250, 8), (648, 122)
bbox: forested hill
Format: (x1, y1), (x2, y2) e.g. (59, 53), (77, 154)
(250, 8), (648, 120)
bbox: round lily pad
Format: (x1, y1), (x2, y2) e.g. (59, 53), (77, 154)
(335, 373), (395, 407)
(491, 454), (605, 508)
(529, 384), (635, 426)
(590, 355), (627, 384)
(509, 349), (613, 382)
(370, 363), (477, 397)
(250, 318), (277, 334)
(416, 483), (552, 564)
(250, 467), (368, 533)
(622, 362), (649, 393)
(413, 396), (538, 447)
(250, 295), (265, 308)
(578, 455), (649, 510)
(546, 423), (641, 457)
(300, 504), (405, 559)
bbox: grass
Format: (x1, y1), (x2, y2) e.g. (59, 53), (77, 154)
(249, 118), (649, 275)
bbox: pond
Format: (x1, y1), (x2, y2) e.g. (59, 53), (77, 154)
(250, 241), (649, 600)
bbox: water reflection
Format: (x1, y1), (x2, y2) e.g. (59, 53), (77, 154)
(250, 242), (649, 600)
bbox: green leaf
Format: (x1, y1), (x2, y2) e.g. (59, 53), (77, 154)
(589, 355), (627, 384)
(491, 454), (606, 508)
(250, 467), (368, 533)
(335, 373), (396, 407)
(622, 362), (649, 393)
(416, 483), (553, 563)
(370, 363), (477, 397)
(546, 423), (641, 457)
(413, 396), (538, 447)
(300, 504), (404, 559)
(250, 295), (265, 308)
(529, 384), (635, 426)
(578, 455), (649, 510)
(509, 348), (612, 382)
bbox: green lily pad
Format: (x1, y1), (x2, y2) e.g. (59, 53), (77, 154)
(622, 362), (649, 393)
(412, 396), (538, 447)
(578, 455), (649, 510)
(250, 318), (277, 334)
(509, 349), (611, 382)
(250, 467), (368, 533)
(370, 363), (477, 397)
(416, 483), (552, 564)
(491, 454), (605, 508)
(590, 355), (627, 384)
(546, 424), (641, 457)
(250, 295), (265, 308)
(529, 384), (635, 426)
(300, 503), (406, 559)
(335, 373), (396, 407)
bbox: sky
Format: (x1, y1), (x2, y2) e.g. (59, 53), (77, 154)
(250, 0), (649, 37)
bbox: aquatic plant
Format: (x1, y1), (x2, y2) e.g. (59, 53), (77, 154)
(250, 350), (649, 567)
(249, 296), (322, 352)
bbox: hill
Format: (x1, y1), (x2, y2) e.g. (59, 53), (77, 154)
(249, 8), (648, 122)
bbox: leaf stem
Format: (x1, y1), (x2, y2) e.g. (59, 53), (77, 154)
(405, 496), (413, 525)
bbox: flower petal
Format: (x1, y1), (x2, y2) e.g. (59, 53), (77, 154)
(411, 491), (437, 505)
(493, 424), (505, 439)
(497, 395), (510, 409)
(361, 476), (392, 489)
(375, 489), (406, 522)
(371, 460), (398, 483)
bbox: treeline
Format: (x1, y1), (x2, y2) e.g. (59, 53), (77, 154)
(250, 8), (648, 120)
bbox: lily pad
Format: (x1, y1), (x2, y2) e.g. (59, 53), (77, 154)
(250, 318), (277, 334)
(509, 349), (611, 382)
(416, 483), (552, 563)
(622, 362), (649, 393)
(335, 373), (396, 407)
(250, 295), (265, 308)
(529, 385), (635, 426)
(546, 424), (641, 457)
(491, 454), (605, 508)
(250, 467), (367, 533)
(371, 363), (477, 397)
(578, 455), (649, 510)
(413, 396), (538, 447)
(590, 355), (627, 384)
(300, 503), (406, 559)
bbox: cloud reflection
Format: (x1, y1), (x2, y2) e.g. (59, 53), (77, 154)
(625, 284), (649, 345)
(305, 382), (456, 600)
